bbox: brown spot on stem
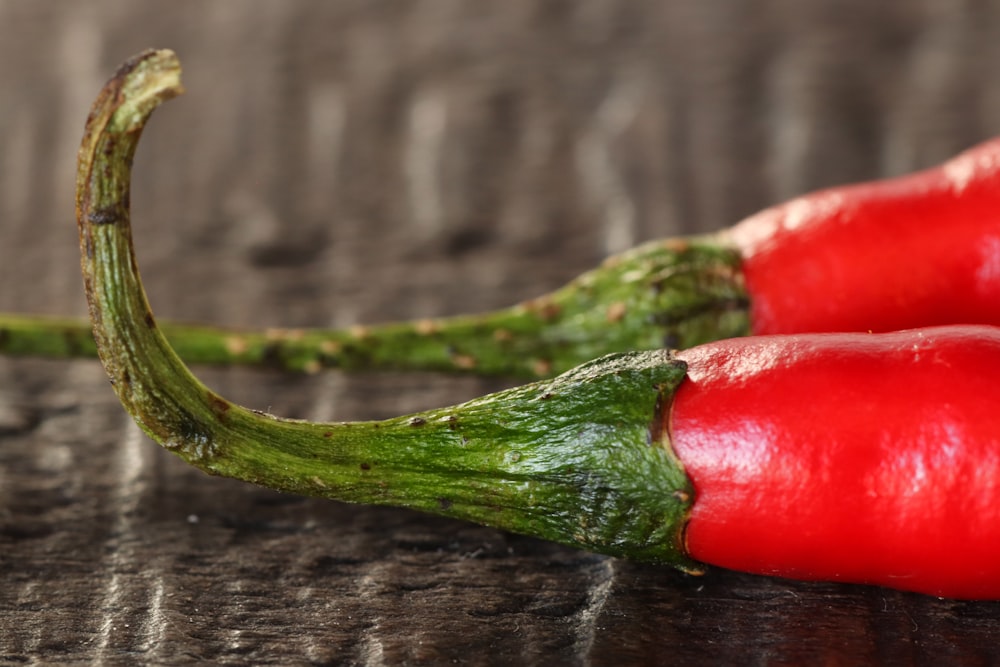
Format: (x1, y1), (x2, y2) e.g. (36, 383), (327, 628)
(225, 336), (249, 355)
(526, 298), (561, 321)
(437, 498), (453, 510)
(319, 339), (342, 355)
(266, 327), (304, 342)
(207, 391), (231, 422)
(662, 238), (690, 252)
(451, 353), (477, 370)
(360, 462), (371, 471)
(532, 359), (553, 376)
(408, 417), (427, 427)
(144, 312), (156, 328)
(87, 206), (123, 226)
(606, 301), (627, 322)
(415, 319), (438, 335)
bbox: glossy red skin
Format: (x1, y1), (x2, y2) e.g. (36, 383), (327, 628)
(670, 326), (1000, 599)
(726, 139), (1000, 335)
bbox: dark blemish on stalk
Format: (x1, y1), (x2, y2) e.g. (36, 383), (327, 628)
(524, 297), (561, 321)
(144, 312), (155, 328)
(207, 391), (231, 422)
(176, 407), (211, 443)
(539, 392), (554, 400)
(323, 431), (332, 438)
(437, 498), (453, 510)
(112, 51), (147, 81)
(63, 329), (84, 356)
(261, 342), (283, 368)
(408, 417), (427, 427)
(648, 391), (666, 448)
(88, 206), (123, 226)
(360, 463), (371, 471)
(120, 369), (131, 389)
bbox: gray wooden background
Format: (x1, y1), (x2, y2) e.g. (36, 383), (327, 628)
(3, 1), (1000, 664)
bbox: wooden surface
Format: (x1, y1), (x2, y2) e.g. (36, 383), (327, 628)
(3, 2), (1000, 664)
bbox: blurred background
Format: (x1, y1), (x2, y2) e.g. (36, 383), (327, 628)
(2, 1), (1000, 663)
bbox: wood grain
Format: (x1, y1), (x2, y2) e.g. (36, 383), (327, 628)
(3, 1), (1000, 663)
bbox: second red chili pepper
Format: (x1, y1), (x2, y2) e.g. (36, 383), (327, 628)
(727, 138), (1000, 336)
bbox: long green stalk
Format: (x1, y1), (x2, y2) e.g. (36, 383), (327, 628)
(1, 223), (747, 377)
(75, 49), (700, 567)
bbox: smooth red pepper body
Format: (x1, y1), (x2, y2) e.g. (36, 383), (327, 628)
(670, 326), (1000, 599)
(727, 139), (1000, 336)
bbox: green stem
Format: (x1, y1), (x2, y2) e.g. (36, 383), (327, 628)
(2, 229), (747, 376)
(2, 243), (747, 378)
(76, 49), (699, 568)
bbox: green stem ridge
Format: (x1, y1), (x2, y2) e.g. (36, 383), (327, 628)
(76, 49), (700, 568)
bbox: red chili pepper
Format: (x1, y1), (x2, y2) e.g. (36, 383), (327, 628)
(727, 139), (1000, 336)
(671, 325), (1000, 599)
